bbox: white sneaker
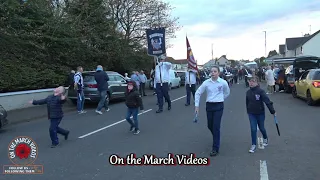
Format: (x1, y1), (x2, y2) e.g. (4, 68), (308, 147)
(263, 139), (268, 146)
(78, 110), (87, 114)
(95, 110), (103, 115)
(249, 145), (256, 153)
(105, 108), (110, 112)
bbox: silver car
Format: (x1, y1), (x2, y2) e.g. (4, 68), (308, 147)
(68, 71), (128, 105)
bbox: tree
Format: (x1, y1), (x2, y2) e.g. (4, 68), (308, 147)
(267, 50), (277, 58)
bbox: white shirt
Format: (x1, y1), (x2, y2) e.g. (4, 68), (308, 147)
(155, 62), (172, 83)
(194, 77), (230, 107)
(185, 71), (197, 85)
(74, 72), (84, 88)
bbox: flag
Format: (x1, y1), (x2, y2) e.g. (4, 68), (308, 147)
(186, 37), (198, 72)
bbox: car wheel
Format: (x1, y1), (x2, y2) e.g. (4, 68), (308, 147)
(306, 90), (315, 106)
(284, 85), (291, 93)
(292, 86), (297, 98)
(178, 83), (181, 88)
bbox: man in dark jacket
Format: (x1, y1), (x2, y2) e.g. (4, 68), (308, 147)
(29, 86), (70, 148)
(125, 81), (144, 134)
(94, 65), (110, 115)
(246, 77), (276, 153)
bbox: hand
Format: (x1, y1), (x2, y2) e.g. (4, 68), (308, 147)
(273, 112), (276, 116)
(61, 95), (66, 100)
(28, 100), (33, 104)
(195, 107), (199, 114)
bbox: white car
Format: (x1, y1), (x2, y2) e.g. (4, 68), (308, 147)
(149, 69), (181, 90)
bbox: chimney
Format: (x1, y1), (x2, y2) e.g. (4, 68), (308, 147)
(304, 33), (310, 37)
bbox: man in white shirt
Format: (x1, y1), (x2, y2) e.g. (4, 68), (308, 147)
(195, 66), (230, 156)
(74, 66), (86, 114)
(185, 69), (197, 106)
(154, 56), (172, 113)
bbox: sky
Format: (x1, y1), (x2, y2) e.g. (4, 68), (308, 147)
(163, 0), (320, 65)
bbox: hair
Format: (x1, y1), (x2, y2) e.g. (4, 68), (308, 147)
(77, 66), (83, 71)
(248, 76), (259, 82)
(211, 65), (220, 73)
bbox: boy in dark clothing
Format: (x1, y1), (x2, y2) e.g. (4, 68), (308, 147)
(125, 81), (144, 135)
(94, 65), (110, 114)
(246, 77), (276, 153)
(29, 86), (70, 148)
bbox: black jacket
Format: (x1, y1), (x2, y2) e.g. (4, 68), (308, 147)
(32, 95), (66, 119)
(94, 70), (109, 91)
(246, 86), (275, 115)
(125, 82), (144, 110)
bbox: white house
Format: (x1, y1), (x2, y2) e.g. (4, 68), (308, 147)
(284, 30), (320, 57)
(216, 55), (230, 67)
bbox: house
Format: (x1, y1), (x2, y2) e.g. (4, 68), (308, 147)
(166, 58), (188, 70)
(279, 44), (285, 57)
(284, 30), (320, 57)
(216, 55), (230, 67)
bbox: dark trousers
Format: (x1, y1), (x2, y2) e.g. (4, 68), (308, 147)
(49, 118), (69, 145)
(206, 102), (224, 152)
(248, 113), (268, 145)
(97, 90), (109, 111)
(233, 75), (238, 84)
(186, 84), (196, 105)
(245, 76), (249, 87)
(125, 108), (139, 130)
(140, 83), (146, 96)
(156, 83), (171, 110)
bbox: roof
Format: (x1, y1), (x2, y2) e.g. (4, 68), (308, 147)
(218, 55), (228, 60)
(166, 59), (188, 64)
(285, 30), (320, 50)
(279, 44), (285, 54)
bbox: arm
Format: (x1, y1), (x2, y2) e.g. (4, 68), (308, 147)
(246, 93), (249, 108)
(74, 75), (80, 90)
(32, 97), (48, 105)
(260, 90), (275, 114)
(136, 93), (144, 110)
(194, 82), (206, 107)
(223, 81), (230, 99)
(105, 72), (109, 81)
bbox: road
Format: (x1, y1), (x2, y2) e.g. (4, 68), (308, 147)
(1, 81), (319, 180)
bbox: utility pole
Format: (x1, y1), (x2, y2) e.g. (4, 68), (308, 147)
(211, 44), (214, 61)
(263, 31), (267, 57)
(309, 25), (311, 34)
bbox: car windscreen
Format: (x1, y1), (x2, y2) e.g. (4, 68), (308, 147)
(82, 74), (95, 82)
(312, 71), (320, 80)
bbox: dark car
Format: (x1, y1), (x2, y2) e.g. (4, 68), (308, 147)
(0, 105), (8, 129)
(67, 71), (128, 105)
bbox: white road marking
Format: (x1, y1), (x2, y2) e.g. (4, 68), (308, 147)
(78, 109), (152, 138)
(78, 95), (186, 138)
(260, 160), (269, 180)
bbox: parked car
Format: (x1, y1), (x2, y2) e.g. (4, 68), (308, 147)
(292, 69), (320, 105)
(67, 71), (128, 105)
(149, 69), (181, 90)
(175, 70), (186, 86)
(0, 105), (8, 129)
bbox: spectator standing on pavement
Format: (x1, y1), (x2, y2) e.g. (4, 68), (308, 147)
(138, 70), (147, 96)
(130, 71), (140, 91)
(185, 69), (197, 106)
(265, 66), (275, 94)
(124, 73), (130, 80)
(125, 81), (144, 135)
(155, 56), (172, 113)
(29, 86), (70, 148)
(74, 66), (86, 114)
(195, 66), (230, 156)
(68, 70), (75, 87)
(94, 65), (110, 115)
(246, 77), (276, 153)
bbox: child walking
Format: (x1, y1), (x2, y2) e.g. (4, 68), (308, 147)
(29, 86), (70, 148)
(246, 77), (276, 153)
(125, 81), (144, 135)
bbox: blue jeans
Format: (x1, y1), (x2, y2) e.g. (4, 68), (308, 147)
(77, 91), (85, 112)
(248, 113), (268, 145)
(125, 108), (139, 130)
(96, 90), (109, 111)
(49, 118), (69, 145)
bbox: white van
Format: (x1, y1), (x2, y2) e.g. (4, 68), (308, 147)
(149, 69), (181, 90)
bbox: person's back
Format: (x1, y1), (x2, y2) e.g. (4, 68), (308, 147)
(33, 94), (65, 119)
(94, 70), (109, 91)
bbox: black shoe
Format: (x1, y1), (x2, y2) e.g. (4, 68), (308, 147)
(209, 150), (218, 157)
(64, 131), (70, 140)
(156, 109), (163, 113)
(130, 126), (135, 132)
(168, 106), (171, 110)
(51, 144), (59, 148)
(185, 103), (190, 106)
(133, 129), (140, 135)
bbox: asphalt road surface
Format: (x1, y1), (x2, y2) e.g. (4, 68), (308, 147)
(1, 81), (319, 180)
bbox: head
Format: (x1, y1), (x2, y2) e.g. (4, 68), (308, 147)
(248, 76), (259, 88)
(210, 66), (220, 79)
(96, 65), (103, 71)
(54, 86), (66, 95)
(71, 70), (75, 74)
(267, 66), (271, 70)
(125, 73), (128, 76)
(127, 81), (137, 91)
(140, 70), (144, 74)
(135, 71), (139, 75)
(77, 66), (83, 73)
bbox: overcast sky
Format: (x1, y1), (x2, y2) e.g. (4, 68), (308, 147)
(163, 0), (320, 65)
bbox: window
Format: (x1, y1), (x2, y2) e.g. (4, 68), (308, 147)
(114, 75), (125, 82)
(312, 71), (320, 80)
(83, 74), (95, 82)
(108, 75), (116, 81)
(299, 71), (309, 80)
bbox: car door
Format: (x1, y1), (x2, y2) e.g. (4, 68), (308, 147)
(113, 75), (127, 97)
(297, 71), (308, 97)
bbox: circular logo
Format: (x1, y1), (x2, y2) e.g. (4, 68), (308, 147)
(8, 136), (38, 165)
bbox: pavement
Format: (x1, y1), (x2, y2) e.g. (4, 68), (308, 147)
(1, 81), (320, 180)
